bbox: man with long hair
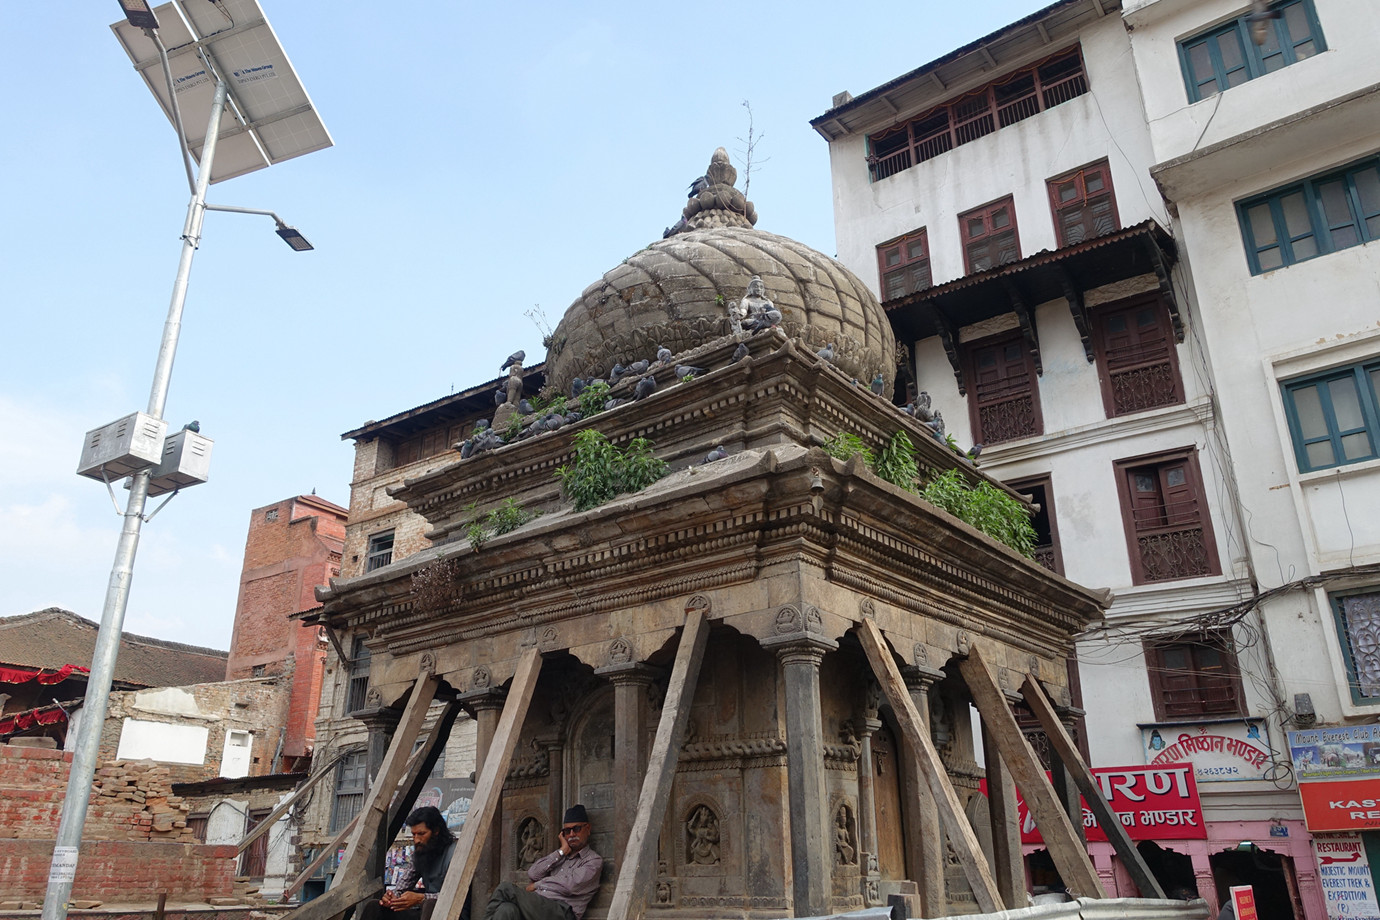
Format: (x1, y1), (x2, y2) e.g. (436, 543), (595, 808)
(380, 806), (459, 918)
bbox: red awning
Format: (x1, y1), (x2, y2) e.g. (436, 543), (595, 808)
(0, 703), (69, 736)
(0, 664), (90, 685)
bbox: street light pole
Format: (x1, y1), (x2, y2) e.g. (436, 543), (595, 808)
(41, 79), (229, 920)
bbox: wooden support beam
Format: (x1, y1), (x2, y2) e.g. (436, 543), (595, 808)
(433, 649), (542, 920)
(856, 620), (1003, 913)
(981, 721), (1025, 906)
(388, 700), (463, 841)
(284, 815), (359, 899)
(337, 675), (440, 881)
(1022, 676), (1167, 899)
(606, 610), (710, 920)
(959, 647), (1105, 899)
(237, 748), (356, 854)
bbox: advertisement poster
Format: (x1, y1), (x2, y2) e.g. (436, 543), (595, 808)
(414, 776), (476, 831)
(1300, 778), (1380, 833)
(1291, 726), (1380, 781)
(982, 763), (1205, 844)
(1230, 885), (1259, 920)
(1141, 719), (1270, 783)
(1314, 834), (1380, 920)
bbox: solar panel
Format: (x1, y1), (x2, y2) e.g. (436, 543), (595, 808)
(110, 0), (332, 183)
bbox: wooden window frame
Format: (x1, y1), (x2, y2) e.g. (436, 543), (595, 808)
(345, 636), (372, 714)
(1178, 0), (1326, 103)
(1007, 475), (1063, 575)
(188, 812), (209, 844)
(1144, 631), (1247, 721)
(240, 808), (273, 878)
(1114, 448), (1221, 585)
(365, 530), (395, 573)
(1048, 159), (1120, 247)
(330, 751), (368, 833)
(876, 228), (932, 301)
(866, 46), (1089, 181)
(1238, 154), (1380, 274)
(1281, 359), (1380, 472)
(1090, 293), (1185, 418)
(958, 196), (1022, 275)
(963, 329), (1043, 445)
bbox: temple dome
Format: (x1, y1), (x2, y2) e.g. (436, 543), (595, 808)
(544, 149), (897, 397)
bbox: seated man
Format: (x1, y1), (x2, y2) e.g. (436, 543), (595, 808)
(482, 805), (602, 920)
(380, 806), (460, 919)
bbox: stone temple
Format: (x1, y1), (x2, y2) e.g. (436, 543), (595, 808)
(288, 150), (1194, 920)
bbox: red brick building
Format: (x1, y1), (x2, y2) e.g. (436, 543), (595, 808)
(225, 495), (346, 771)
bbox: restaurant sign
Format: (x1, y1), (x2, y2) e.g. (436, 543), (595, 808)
(1300, 778), (1380, 833)
(1141, 719), (1270, 783)
(990, 763), (1206, 845)
(1314, 834), (1380, 920)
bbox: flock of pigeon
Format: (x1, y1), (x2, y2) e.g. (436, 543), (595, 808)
(457, 323), (979, 468)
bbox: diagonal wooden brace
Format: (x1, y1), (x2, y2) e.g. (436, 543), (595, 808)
(433, 648), (542, 920)
(959, 646), (1105, 899)
(1022, 675), (1166, 899)
(606, 610), (710, 920)
(856, 619), (1003, 912)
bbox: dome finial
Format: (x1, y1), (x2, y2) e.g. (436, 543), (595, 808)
(665, 148), (758, 237)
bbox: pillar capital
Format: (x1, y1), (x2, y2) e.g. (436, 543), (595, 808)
(458, 686), (508, 713)
(899, 664), (945, 692)
(595, 661), (664, 686)
(762, 633), (838, 666)
(354, 705), (402, 734)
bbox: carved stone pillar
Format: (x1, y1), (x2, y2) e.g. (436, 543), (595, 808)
(355, 703), (401, 877)
(900, 664), (945, 917)
(1054, 706), (1087, 845)
(463, 689), (507, 900)
(856, 711), (882, 906)
(596, 661), (659, 866)
(538, 735), (565, 848)
(763, 632), (837, 918)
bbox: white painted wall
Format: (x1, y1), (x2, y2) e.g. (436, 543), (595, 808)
(115, 718), (209, 765)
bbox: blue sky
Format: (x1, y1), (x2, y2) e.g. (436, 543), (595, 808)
(1, 1), (1045, 649)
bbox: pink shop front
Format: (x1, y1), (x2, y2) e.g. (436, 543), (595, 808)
(1012, 720), (1328, 920)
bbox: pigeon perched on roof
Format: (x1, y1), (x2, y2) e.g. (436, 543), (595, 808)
(688, 174), (710, 197)
(604, 397), (624, 411)
(628, 359), (651, 376)
(656, 346), (673, 364)
(704, 445), (728, 464)
(732, 342), (749, 363)
(183, 420), (200, 432)
(517, 399), (534, 415)
(744, 305), (782, 333)
(570, 377), (587, 398)
(501, 350), (526, 371)
(926, 410), (945, 437)
(967, 443), (983, 464)
(634, 376), (657, 400)
(675, 365), (706, 379)
(609, 363), (628, 385)
(816, 343), (836, 363)
(663, 217), (688, 239)
(870, 373), (884, 395)
(494, 387), (506, 406)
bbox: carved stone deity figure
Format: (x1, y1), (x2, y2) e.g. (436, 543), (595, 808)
(492, 361), (525, 431)
(686, 804), (721, 866)
(834, 804), (858, 866)
(517, 816), (546, 868)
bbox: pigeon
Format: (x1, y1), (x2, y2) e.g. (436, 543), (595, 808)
(816, 343), (836, 363)
(570, 377), (587, 398)
(744, 305), (782, 332)
(501, 350), (526, 371)
(460, 439), (474, 460)
(688, 175), (710, 197)
(517, 398), (534, 415)
(916, 391), (932, 411)
(901, 402), (916, 417)
(967, 443), (984, 463)
(656, 346), (673, 365)
(732, 342), (749, 363)
(494, 387), (506, 406)
(564, 410), (584, 424)
(609, 363), (628, 385)
(604, 397), (624, 411)
(926, 410), (946, 438)
(675, 365), (706, 379)
(634, 376), (657, 400)
(870, 373), (885, 395)
(628, 359), (651, 376)
(183, 420), (200, 432)
(662, 217), (688, 239)
(541, 413), (565, 432)
(703, 445), (728, 464)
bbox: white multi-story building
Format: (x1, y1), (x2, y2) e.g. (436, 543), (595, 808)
(814, 0), (1380, 915)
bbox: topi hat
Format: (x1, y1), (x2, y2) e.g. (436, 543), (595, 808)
(563, 804), (590, 825)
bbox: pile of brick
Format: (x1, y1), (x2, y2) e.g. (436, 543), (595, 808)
(91, 759), (193, 840)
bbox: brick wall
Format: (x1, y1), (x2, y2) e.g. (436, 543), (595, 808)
(0, 747), (236, 902)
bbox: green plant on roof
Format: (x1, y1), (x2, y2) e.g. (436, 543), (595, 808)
(556, 429), (669, 512)
(873, 430), (921, 493)
(577, 380), (611, 418)
(919, 468), (1036, 557)
(822, 431), (874, 466)
(466, 498), (540, 551)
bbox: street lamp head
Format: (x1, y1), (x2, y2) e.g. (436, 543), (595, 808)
(117, 0), (160, 30)
(275, 223), (314, 252)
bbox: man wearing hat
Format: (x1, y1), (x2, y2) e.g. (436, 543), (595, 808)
(482, 804), (602, 920)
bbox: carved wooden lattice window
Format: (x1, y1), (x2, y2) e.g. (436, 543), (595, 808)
(1334, 591), (1380, 704)
(1115, 450), (1220, 584)
(966, 332), (1042, 444)
(1049, 159), (1119, 247)
(1092, 294), (1184, 418)
(959, 197), (1021, 274)
(877, 229), (931, 301)
(1145, 632), (1245, 721)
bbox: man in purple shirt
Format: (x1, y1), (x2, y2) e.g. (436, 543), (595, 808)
(482, 805), (603, 920)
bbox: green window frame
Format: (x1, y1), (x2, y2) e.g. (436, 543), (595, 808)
(1178, 0), (1325, 103)
(1238, 155), (1380, 273)
(1281, 360), (1380, 472)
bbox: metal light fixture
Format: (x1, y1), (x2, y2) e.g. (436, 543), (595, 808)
(117, 0), (159, 29)
(275, 222), (314, 251)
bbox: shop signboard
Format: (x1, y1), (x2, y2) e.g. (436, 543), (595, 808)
(1314, 834), (1380, 920)
(1291, 726), (1380, 781)
(984, 763), (1205, 845)
(1230, 885), (1259, 920)
(1300, 778), (1380, 833)
(1140, 719), (1270, 783)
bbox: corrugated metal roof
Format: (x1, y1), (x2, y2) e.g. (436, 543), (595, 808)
(341, 362), (547, 441)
